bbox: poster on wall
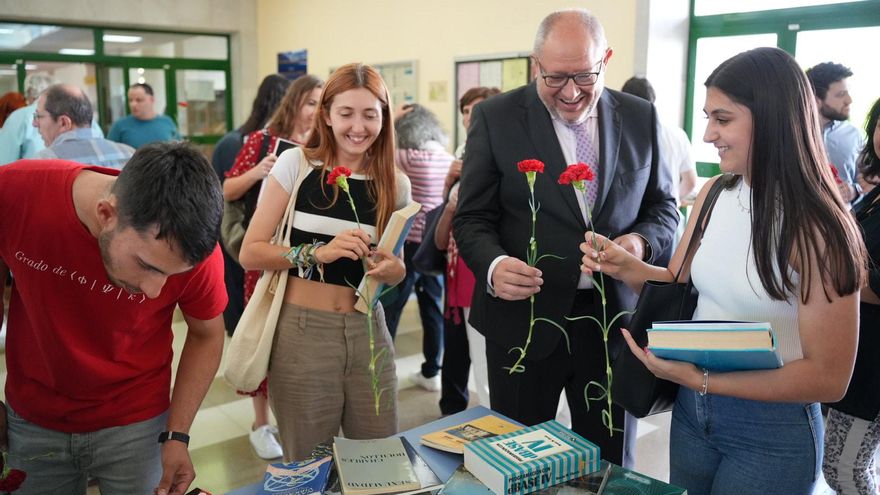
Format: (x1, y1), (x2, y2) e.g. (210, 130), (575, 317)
(278, 50), (308, 80)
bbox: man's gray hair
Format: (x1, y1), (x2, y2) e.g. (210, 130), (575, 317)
(533, 9), (607, 59)
(44, 84), (93, 127)
(24, 73), (57, 103)
(395, 104), (448, 150)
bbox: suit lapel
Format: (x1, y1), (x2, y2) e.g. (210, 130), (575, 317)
(594, 91), (620, 217)
(524, 84), (586, 230)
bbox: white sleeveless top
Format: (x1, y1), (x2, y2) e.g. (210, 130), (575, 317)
(690, 179), (803, 364)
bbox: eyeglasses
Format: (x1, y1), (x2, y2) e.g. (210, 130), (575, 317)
(535, 59), (604, 88)
(32, 111), (49, 122)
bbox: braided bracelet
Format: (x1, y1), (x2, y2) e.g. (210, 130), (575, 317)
(282, 241), (326, 269)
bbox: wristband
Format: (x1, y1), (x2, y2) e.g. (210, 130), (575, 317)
(698, 368), (709, 397)
(158, 431), (190, 445)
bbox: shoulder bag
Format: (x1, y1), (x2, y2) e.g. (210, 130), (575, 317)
(221, 130), (272, 263)
(611, 175), (730, 418)
(223, 148), (312, 392)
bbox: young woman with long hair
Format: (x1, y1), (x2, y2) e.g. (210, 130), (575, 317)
(579, 47), (867, 493)
(222, 74), (322, 460)
(239, 63), (410, 461)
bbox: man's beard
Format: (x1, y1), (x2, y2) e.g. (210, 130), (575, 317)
(820, 102), (849, 122)
(98, 229), (128, 290)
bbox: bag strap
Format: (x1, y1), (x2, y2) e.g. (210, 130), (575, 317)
(673, 175), (730, 282)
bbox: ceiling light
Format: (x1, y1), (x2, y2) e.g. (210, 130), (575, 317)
(59, 48), (95, 55)
(0, 28), (14, 35)
(103, 34), (142, 43)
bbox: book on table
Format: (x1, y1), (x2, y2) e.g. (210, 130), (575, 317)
(440, 461), (688, 495)
(354, 201), (422, 314)
(420, 414), (522, 454)
(256, 455), (333, 495)
(463, 420), (601, 495)
(398, 405), (524, 483)
(398, 436), (445, 495)
(332, 436), (421, 495)
(647, 320), (783, 371)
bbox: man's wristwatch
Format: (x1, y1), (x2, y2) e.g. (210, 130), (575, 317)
(158, 431), (190, 446)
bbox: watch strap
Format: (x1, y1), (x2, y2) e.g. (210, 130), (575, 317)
(158, 431), (190, 445)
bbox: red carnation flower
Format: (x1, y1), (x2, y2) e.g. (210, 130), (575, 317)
(0, 468), (26, 491)
(558, 163), (595, 185)
(327, 166), (353, 186)
(829, 163), (843, 184)
(517, 159), (545, 174)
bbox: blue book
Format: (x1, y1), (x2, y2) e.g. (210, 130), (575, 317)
(256, 455), (333, 495)
(355, 201), (421, 313)
(648, 320), (782, 372)
(463, 420), (601, 495)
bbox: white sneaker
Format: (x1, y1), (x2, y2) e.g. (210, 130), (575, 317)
(410, 371), (441, 392)
(249, 424), (282, 460)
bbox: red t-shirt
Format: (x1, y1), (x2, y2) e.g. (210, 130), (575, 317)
(0, 160), (227, 433)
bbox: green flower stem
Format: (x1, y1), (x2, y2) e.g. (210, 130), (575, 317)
(342, 186), (384, 416)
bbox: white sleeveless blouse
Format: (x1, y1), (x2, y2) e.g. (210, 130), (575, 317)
(690, 179), (803, 364)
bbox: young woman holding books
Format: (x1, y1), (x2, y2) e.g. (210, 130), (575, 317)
(222, 74), (323, 460)
(822, 96), (880, 495)
(579, 47), (867, 494)
(239, 63), (410, 461)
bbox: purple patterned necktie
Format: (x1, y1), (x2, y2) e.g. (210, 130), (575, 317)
(566, 120), (599, 209)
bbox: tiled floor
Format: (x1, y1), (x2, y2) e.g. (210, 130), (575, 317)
(0, 293), (847, 494)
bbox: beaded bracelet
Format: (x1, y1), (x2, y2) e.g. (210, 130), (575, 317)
(699, 368), (709, 396)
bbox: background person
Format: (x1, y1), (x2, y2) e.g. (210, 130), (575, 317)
(584, 47), (867, 494)
(437, 86), (499, 415)
(822, 95), (880, 495)
(211, 74), (290, 337)
(806, 62), (864, 203)
(382, 103), (453, 393)
(0, 91), (26, 128)
(108, 83), (180, 149)
(239, 63), (410, 461)
(33, 84), (134, 169)
(223, 74), (323, 460)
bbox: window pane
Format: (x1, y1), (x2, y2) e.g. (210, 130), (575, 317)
(0, 64), (18, 95)
(0, 23), (94, 54)
(796, 26), (880, 136)
(694, 0), (862, 16)
(175, 70), (227, 137)
(103, 30), (227, 60)
(690, 34), (778, 165)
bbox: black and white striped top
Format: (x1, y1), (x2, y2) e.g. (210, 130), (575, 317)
(271, 148), (411, 288)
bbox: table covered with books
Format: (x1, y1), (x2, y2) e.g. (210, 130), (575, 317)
(226, 406), (686, 495)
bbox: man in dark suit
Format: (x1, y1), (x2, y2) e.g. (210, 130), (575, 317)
(453, 9), (678, 465)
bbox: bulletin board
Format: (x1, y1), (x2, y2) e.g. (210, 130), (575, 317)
(453, 53), (532, 149)
(331, 60), (418, 107)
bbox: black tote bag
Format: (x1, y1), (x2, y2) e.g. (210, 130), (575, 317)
(612, 176), (729, 418)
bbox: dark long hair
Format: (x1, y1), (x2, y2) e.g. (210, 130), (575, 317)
(239, 74), (291, 136)
(705, 47), (866, 302)
(858, 97), (880, 180)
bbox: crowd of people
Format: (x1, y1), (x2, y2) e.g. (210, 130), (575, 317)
(0, 6), (878, 495)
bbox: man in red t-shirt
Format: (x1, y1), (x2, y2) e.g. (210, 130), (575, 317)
(0, 142), (227, 495)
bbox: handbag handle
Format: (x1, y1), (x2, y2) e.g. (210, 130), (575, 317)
(673, 175), (731, 283)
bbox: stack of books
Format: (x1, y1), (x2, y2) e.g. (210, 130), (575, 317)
(647, 320), (782, 371)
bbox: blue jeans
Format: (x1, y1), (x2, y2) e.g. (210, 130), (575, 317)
(6, 404), (166, 495)
(381, 240), (444, 377)
(670, 388), (822, 495)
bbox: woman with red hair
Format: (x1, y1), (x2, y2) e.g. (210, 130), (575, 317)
(0, 91), (26, 128)
(239, 63), (410, 461)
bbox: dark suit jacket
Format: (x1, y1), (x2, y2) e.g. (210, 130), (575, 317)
(453, 82), (678, 361)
